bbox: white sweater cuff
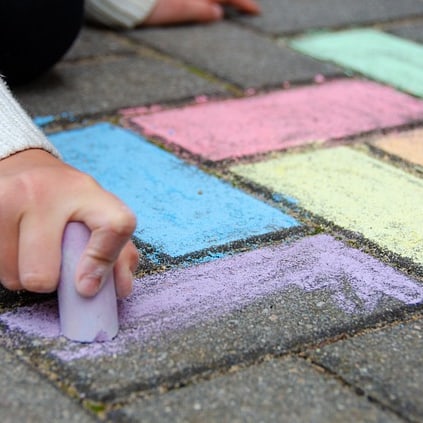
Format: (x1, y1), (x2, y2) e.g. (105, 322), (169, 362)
(85, 0), (157, 29)
(0, 78), (60, 161)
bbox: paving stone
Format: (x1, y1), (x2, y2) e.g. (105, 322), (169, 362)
(1, 235), (422, 401)
(309, 318), (423, 422)
(131, 79), (423, 161)
(49, 123), (298, 258)
(371, 128), (423, 167)
(232, 0), (423, 35)
(112, 356), (403, 423)
(291, 29), (423, 97)
(231, 146), (423, 266)
(64, 26), (136, 61)
(0, 346), (95, 423)
(13, 56), (225, 117)
(387, 21), (423, 43)
(129, 22), (340, 89)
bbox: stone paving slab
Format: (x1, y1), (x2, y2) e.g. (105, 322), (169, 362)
(371, 128), (423, 168)
(64, 26), (136, 61)
(13, 56), (225, 117)
(233, 0), (423, 35)
(131, 79), (423, 161)
(129, 22), (340, 89)
(231, 146), (423, 266)
(291, 29), (423, 97)
(49, 123), (298, 259)
(1, 235), (422, 401)
(110, 356), (403, 423)
(0, 346), (95, 423)
(308, 318), (423, 422)
(387, 21), (423, 43)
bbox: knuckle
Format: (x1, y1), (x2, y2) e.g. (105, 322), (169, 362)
(20, 273), (56, 293)
(107, 209), (137, 237)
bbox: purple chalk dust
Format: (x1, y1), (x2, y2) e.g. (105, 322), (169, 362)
(1, 235), (422, 360)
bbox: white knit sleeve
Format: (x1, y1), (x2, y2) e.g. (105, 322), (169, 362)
(0, 78), (60, 160)
(85, 0), (157, 29)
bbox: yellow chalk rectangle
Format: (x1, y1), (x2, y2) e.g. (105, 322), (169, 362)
(231, 147), (423, 265)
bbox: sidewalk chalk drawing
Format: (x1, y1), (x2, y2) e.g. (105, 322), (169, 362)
(231, 146), (423, 265)
(371, 128), (423, 167)
(291, 29), (423, 97)
(1, 235), (422, 361)
(129, 79), (423, 161)
(49, 123), (298, 258)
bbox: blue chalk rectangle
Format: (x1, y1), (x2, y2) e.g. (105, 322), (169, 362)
(49, 123), (299, 257)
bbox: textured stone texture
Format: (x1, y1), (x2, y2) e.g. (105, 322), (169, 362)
(233, 0), (423, 34)
(231, 146), (423, 265)
(129, 22), (340, 89)
(14, 56), (225, 117)
(1, 235), (421, 401)
(64, 26), (136, 61)
(0, 346), (95, 423)
(112, 356), (403, 423)
(309, 318), (423, 422)
(387, 22), (423, 43)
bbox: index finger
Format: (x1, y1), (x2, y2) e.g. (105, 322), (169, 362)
(71, 192), (137, 297)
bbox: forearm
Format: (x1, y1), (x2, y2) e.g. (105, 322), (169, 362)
(85, 0), (157, 29)
(0, 78), (59, 160)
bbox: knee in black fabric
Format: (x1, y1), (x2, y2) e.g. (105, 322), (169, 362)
(0, 0), (84, 86)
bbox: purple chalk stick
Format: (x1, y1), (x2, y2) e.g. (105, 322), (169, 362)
(58, 222), (118, 343)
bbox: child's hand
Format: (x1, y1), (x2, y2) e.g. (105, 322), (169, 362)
(0, 149), (138, 298)
(143, 0), (260, 26)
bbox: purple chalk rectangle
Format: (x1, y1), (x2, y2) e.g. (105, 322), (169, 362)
(130, 79), (423, 161)
(1, 235), (422, 361)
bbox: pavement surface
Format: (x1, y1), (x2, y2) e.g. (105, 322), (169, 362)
(1, 1), (423, 422)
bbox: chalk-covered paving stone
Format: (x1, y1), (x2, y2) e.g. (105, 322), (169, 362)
(309, 318), (423, 422)
(0, 346), (95, 423)
(1, 235), (423, 400)
(111, 356), (403, 423)
(232, 0), (423, 35)
(371, 128), (423, 167)
(49, 123), (298, 257)
(13, 56), (225, 117)
(291, 29), (423, 97)
(231, 146), (423, 266)
(129, 22), (340, 89)
(130, 79), (423, 161)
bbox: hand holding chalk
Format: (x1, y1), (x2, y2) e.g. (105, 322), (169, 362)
(58, 222), (119, 342)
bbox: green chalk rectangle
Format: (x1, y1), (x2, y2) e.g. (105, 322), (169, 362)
(291, 29), (423, 97)
(231, 147), (423, 265)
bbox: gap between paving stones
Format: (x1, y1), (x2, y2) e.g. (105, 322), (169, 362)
(302, 313), (422, 422)
(9, 306), (423, 413)
(104, 352), (393, 419)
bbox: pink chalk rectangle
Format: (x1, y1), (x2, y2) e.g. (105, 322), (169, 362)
(130, 80), (423, 161)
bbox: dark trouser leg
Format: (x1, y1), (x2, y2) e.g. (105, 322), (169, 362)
(0, 0), (84, 86)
